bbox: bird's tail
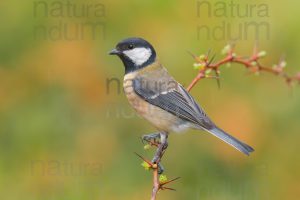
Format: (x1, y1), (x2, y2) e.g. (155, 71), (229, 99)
(205, 127), (254, 156)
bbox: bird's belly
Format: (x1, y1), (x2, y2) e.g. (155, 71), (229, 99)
(123, 76), (188, 132)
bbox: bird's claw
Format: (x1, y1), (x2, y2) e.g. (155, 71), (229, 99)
(141, 133), (161, 146)
(156, 162), (165, 174)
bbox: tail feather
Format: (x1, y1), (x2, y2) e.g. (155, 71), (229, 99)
(205, 127), (254, 156)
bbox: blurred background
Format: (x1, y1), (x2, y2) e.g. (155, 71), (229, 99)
(0, 0), (299, 199)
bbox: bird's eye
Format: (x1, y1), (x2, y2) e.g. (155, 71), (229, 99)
(128, 44), (134, 49)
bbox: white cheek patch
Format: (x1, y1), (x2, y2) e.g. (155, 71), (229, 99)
(123, 47), (152, 66)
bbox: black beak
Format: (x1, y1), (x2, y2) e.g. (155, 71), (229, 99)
(109, 48), (121, 55)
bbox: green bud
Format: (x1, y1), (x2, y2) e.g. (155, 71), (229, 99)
(199, 54), (206, 60)
(205, 69), (212, 75)
(258, 51), (267, 58)
(144, 144), (151, 150)
(141, 161), (151, 171)
(193, 63), (206, 70)
(159, 174), (168, 183)
(280, 61), (287, 68)
(221, 44), (231, 55)
(193, 63), (201, 70)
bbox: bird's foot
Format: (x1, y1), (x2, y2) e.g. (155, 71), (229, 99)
(151, 133), (168, 174)
(140, 132), (168, 174)
(141, 132), (161, 147)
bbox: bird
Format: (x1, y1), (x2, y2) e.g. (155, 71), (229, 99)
(109, 37), (254, 169)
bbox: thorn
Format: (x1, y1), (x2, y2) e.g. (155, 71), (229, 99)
(159, 177), (181, 191)
(134, 152), (152, 166)
(285, 79), (294, 97)
(206, 48), (212, 58)
(207, 53), (216, 66)
(161, 177), (181, 186)
(161, 187), (176, 191)
(214, 70), (221, 89)
(187, 50), (202, 63)
(186, 50), (196, 58)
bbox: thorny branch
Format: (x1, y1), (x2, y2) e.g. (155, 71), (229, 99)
(187, 43), (300, 91)
(136, 152), (179, 200)
(137, 43), (300, 200)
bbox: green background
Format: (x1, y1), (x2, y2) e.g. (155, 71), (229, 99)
(0, 0), (299, 199)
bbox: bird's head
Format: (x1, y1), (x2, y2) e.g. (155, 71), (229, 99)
(109, 37), (156, 73)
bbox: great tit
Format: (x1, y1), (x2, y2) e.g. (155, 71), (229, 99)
(109, 37), (254, 157)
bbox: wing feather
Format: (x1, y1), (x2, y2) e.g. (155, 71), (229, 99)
(133, 79), (213, 129)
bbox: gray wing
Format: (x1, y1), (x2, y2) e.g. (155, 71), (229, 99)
(133, 78), (214, 129)
(133, 78), (254, 155)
